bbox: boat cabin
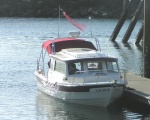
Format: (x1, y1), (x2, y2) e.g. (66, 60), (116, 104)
(47, 48), (120, 84)
(36, 37), (123, 84)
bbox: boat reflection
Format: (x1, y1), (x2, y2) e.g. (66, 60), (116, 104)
(36, 91), (123, 120)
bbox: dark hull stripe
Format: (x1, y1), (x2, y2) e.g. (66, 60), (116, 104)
(38, 79), (126, 92)
(58, 84), (125, 92)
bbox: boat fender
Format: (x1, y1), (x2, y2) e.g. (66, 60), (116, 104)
(113, 80), (118, 87)
(54, 82), (57, 87)
(37, 59), (39, 70)
(63, 77), (68, 81)
(53, 82), (58, 89)
(38, 69), (45, 75)
(48, 59), (51, 68)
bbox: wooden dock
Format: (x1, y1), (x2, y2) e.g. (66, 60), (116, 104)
(122, 73), (150, 106)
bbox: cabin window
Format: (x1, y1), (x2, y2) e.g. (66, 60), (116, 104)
(54, 61), (66, 74)
(106, 61), (118, 72)
(68, 62), (83, 75)
(87, 61), (102, 71)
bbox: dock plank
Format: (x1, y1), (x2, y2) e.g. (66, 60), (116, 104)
(126, 73), (150, 95)
(122, 73), (150, 106)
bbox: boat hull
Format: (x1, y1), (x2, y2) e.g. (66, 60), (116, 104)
(35, 72), (125, 107)
(37, 81), (112, 107)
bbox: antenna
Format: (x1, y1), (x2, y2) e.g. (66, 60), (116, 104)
(52, 40), (55, 54)
(89, 16), (93, 37)
(57, 5), (60, 38)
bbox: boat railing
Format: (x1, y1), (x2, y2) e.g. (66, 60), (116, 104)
(120, 69), (128, 84)
(94, 37), (101, 51)
(71, 69), (127, 85)
(78, 37), (101, 52)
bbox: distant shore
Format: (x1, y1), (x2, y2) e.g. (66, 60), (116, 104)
(0, 0), (141, 18)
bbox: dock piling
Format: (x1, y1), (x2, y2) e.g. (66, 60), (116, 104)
(122, 0), (143, 43)
(109, 0), (131, 42)
(143, 0), (150, 78)
(135, 24), (143, 45)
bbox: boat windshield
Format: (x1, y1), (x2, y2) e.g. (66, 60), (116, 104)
(87, 61), (119, 72)
(68, 62), (83, 75)
(105, 61), (119, 72)
(67, 60), (119, 75)
(88, 61), (102, 70)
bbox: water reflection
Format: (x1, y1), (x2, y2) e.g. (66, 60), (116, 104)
(111, 41), (120, 49)
(36, 91), (123, 120)
(36, 91), (148, 120)
(135, 43), (142, 51)
(109, 40), (144, 76)
(123, 43), (132, 50)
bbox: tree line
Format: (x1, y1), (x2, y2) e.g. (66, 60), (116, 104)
(0, 0), (141, 18)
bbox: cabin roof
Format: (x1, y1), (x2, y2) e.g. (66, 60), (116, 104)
(42, 37), (97, 54)
(49, 48), (117, 62)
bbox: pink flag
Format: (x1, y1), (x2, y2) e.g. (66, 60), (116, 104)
(63, 12), (86, 31)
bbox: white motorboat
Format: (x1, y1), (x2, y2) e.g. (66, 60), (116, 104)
(34, 32), (127, 107)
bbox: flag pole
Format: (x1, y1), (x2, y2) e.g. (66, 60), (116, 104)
(57, 5), (61, 38)
(89, 16), (93, 37)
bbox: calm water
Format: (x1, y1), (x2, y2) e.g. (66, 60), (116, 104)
(0, 18), (149, 120)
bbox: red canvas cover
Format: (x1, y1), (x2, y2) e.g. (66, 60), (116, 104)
(42, 38), (97, 54)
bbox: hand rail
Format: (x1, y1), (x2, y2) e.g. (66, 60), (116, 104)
(71, 69), (127, 85)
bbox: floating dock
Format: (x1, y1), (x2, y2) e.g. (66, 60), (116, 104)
(122, 73), (150, 106)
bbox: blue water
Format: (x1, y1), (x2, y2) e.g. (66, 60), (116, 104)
(0, 18), (149, 120)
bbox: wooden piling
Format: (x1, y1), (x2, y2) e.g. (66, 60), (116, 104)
(143, 0), (150, 78)
(109, 0), (131, 42)
(122, 0), (143, 43)
(135, 24), (143, 45)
